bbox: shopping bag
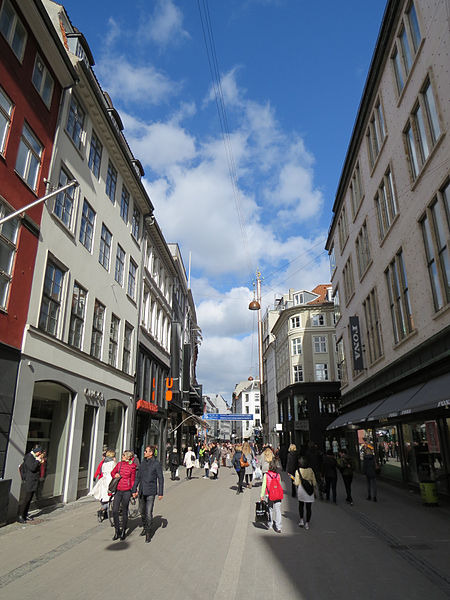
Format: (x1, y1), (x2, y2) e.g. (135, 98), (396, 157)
(175, 468), (179, 478)
(253, 466), (262, 480)
(194, 459), (200, 469)
(255, 500), (269, 523)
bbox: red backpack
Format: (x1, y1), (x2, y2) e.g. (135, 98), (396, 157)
(266, 472), (283, 501)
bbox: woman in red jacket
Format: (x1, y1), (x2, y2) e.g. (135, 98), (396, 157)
(110, 450), (137, 541)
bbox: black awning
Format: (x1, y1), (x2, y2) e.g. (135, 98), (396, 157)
(327, 399), (385, 430)
(400, 371), (450, 416)
(366, 384), (424, 422)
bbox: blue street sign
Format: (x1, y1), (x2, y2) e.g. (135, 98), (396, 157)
(203, 413), (254, 421)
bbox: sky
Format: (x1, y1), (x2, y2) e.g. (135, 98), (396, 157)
(61, 0), (387, 399)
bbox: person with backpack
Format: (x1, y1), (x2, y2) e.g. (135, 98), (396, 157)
(293, 456), (317, 530)
(260, 460), (284, 533)
(232, 444), (246, 494)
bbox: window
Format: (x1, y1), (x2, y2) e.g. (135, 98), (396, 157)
(293, 365), (303, 383)
(315, 363), (328, 381)
(0, 200), (19, 309)
(404, 79), (441, 180)
(420, 186), (450, 310)
(38, 260), (65, 336)
(32, 55), (54, 107)
(88, 130), (102, 178)
(375, 167), (398, 240)
(255, 406), (260, 414)
(54, 166), (75, 228)
(363, 288), (383, 364)
(79, 199), (95, 251)
(367, 98), (386, 168)
(0, 0), (27, 61)
(15, 123), (42, 190)
(385, 249), (414, 343)
(312, 314), (325, 326)
(90, 299), (105, 359)
(0, 87), (13, 154)
(336, 338), (347, 385)
(132, 206), (141, 240)
(391, 2), (421, 95)
(68, 282), (87, 349)
(123, 323), (133, 373)
(356, 220), (371, 277)
(293, 293), (303, 305)
(99, 224), (112, 270)
(115, 244), (125, 286)
(109, 314), (120, 367)
(120, 186), (129, 223)
(66, 95), (85, 150)
(333, 289), (341, 322)
(329, 246), (336, 278)
(290, 316), (300, 329)
(313, 335), (327, 353)
(292, 337), (302, 355)
(127, 258), (137, 299)
(337, 206), (348, 252)
(350, 163), (363, 217)
(343, 257), (355, 304)
(105, 161), (117, 203)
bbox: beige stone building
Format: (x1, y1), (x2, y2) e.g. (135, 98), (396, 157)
(325, 0), (450, 497)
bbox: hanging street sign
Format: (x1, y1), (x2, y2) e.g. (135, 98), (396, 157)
(203, 413), (254, 421)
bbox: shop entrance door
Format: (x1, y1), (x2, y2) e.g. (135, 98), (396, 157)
(78, 404), (97, 496)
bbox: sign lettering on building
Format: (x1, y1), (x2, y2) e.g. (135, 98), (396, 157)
(137, 399), (158, 413)
(84, 388), (105, 406)
(349, 316), (364, 371)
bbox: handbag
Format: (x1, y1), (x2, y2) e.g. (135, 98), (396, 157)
(255, 500), (270, 523)
(240, 454), (249, 468)
(299, 471), (314, 496)
(108, 462), (122, 493)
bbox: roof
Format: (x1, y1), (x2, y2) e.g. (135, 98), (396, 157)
(308, 284), (332, 304)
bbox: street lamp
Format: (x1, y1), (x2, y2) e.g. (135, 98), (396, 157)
(248, 270), (263, 388)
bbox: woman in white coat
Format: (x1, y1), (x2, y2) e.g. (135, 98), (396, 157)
(183, 447), (196, 480)
(90, 450), (116, 522)
(293, 456), (317, 530)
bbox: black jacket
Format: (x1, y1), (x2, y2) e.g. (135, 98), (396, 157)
(286, 450), (299, 475)
(133, 457), (164, 497)
(21, 452), (41, 492)
(169, 451), (179, 467)
(322, 455), (338, 479)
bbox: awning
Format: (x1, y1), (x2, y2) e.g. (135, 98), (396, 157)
(181, 409), (210, 430)
(400, 371), (450, 415)
(365, 384), (424, 422)
(327, 399), (385, 430)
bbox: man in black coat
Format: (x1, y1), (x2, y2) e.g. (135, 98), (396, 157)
(18, 446), (44, 523)
(132, 445), (164, 543)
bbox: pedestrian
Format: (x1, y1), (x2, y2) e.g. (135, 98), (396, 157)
(133, 445), (164, 543)
(183, 446), (196, 479)
(110, 450), (137, 541)
(210, 458), (219, 479)
(210, 442), (221, 478)
(168, 447), (179, 480)
(90, 449), (116, 522)
(338, 449), (354, 505)
(232, 444), (246, 494)
(286, 444), (299, 497)
(202, 444), (211, 478)
(260, 446), (274, 476)
(279, 443), (288, 471)
(362, 446), (378, 502)
(322, 449), (338, 503)
(293, 457), (317, 530)
(260, 460), (284, 533)
(242, 441), (254, 488)
(17, 445), (45, 523)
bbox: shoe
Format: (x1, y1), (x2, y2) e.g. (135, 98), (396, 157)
(298, 519), (304, 527)
(113, 531), (121, 541)
(140, 529), (146, 536)
(304, 522), (310, 530)
(249, 483), (252, 489)
(273, 526), (282, 533)
(203, 476), (209, 479)
(120, 530), (126, 540)
(17, 516), (26, 524)
(145, 532), (151, 543)
(97, 510), (104, 523)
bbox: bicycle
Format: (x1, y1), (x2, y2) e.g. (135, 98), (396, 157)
(108, 493), (140, 528)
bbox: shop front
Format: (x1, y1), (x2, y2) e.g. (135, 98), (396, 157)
(133, 399), (166, 462)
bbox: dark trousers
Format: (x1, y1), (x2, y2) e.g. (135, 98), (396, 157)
(19, 490), (35, 519)
(113, 490), (131, 533)
(170, 466), (178, 480)
(342, 475), (353, 502)
(366, 476), (377, 499)
(139, 494), (156, 532)
(245, 473), (253, 485)
(237, 469), (245, 492)
(298, 501), (312, 523)
(186, 467), (193, 479)
(325, 477), (337, 502)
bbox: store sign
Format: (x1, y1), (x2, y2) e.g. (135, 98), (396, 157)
(349, 316), (364, 371)
(295, 420), (309, 431)
(137, 399), (158, 413)
(84, 388), (105, 406)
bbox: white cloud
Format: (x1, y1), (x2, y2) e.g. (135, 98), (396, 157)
(139, 0), (190, 48)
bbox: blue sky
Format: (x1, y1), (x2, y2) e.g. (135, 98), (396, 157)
(62, 0), (386, 398)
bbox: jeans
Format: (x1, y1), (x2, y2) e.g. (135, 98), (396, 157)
(342, 475), (353, 502)
(298, 501), (312, 523)
(366, 476), (377, 499)
(269, 500), (282, 530)
(325, 477), (337, 502)
(237, 469), (245, 492)
(139, 494), (156, 532)
(113, 489), (131, 532)
(170, 466), (178, 480)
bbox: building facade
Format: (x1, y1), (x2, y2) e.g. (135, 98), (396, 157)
(203, 394), (231, 441)
(232, 378), (261, 443)
(325, 0), (450, 496)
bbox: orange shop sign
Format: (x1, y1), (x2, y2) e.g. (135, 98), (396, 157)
(136, 399), (158, 414)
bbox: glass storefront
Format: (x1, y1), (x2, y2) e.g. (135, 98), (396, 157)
(402, 420), (447, 493)
(103, 399), (125, 457)
(357, 426), (402, 481)
(134, 411), (162, 461)
(27, 381), (71, 499)
(78, 404), (97, 494)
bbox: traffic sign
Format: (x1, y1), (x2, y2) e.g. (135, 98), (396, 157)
(203, 413), (253, 421)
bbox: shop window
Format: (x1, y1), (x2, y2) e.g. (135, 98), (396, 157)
(103, 399), (124, 458)
(402, 421), (446, 492)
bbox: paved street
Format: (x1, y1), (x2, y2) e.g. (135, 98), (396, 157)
(0, 467), (449, 600)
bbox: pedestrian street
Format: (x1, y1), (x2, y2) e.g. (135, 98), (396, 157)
(0, 466), (449, 600)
